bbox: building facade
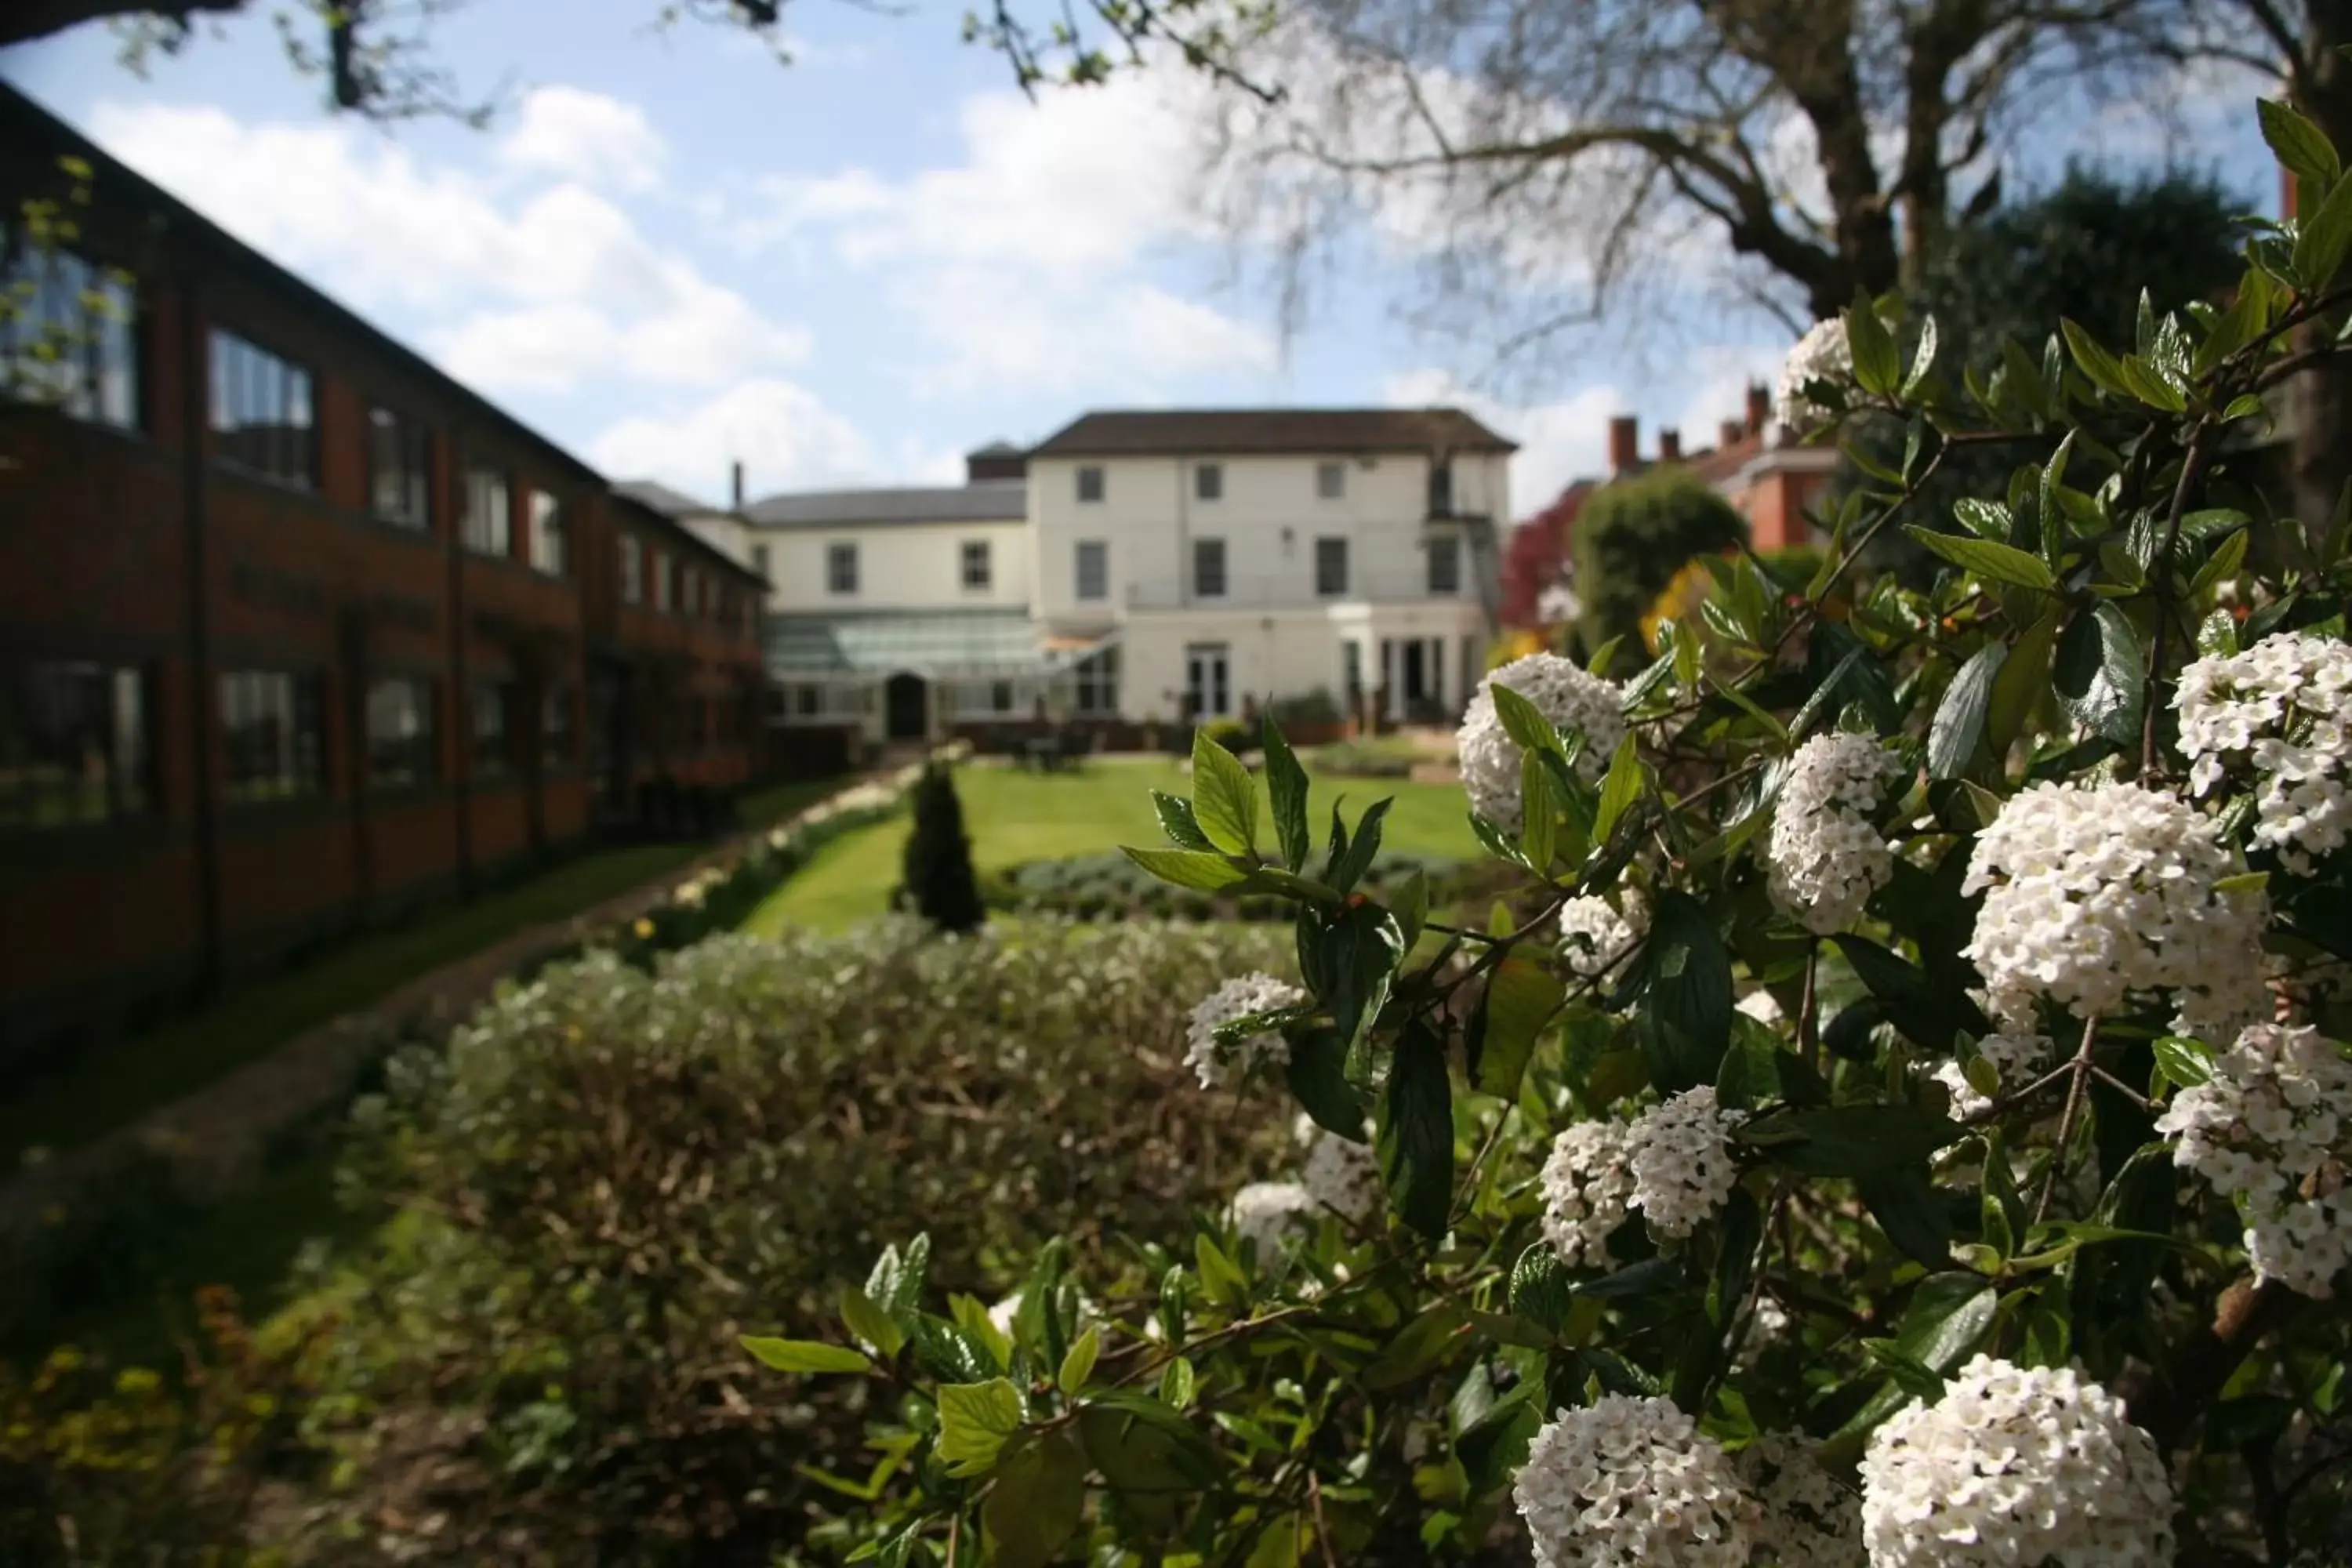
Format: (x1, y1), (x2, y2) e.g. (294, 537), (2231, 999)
(0, 85), (768, 1066)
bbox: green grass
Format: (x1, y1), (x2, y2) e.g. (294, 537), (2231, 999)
(0, 779), (842, 1168)
(743, 757), (1485, 935)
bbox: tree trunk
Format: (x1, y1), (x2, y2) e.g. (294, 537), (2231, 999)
(2289, 2), (2352, 538)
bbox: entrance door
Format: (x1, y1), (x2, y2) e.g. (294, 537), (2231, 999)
(1185, 644), (1231, 720)
(884, 672), (928, 741)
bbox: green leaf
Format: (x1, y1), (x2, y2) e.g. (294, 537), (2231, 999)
(1892, 1274), (1998, 1372)
(1519, 749), (1558, 872)
(2053, 603), (2146, 746)
(1858, 1167), (1956, 1268)
(2295, 143), (2352, 289)
(983, 1428), (1087, 1568)
(2259, 99), (2342, 199)
(1472, 959), (1566, 1100)
(1592, 735), (1643, 844)
(1901, 315), (1939, 399)
(1379, 1021), (1455, 1238)
(1120, 845), (1250, 892)
(1151, 789), (1214, 851)
(1394, 867), (1429, 952)
(840, 1288), (906, 1360)
(1863, 1339), (1948, 1402)
(866, 1234), (931, 1323)
(1195, 1232), (1247, 1303)
(2037, 430), (2077, 557)
(1901, 527), (2058, 591)
(2153, 1034), (2216, 1091)
(1080, 1392), (1222, 1502)
(1191, 729), (1259, 855)
(1929, 642), (2005, 779)
(2120, 354), (2189, 412)
(1846, 292), (1901, 396)
(1321, 896), (1404, 1051)
(1753, 1105), (1966, 1177)
(739, 1336), (873, 1375)
(1987, 608), (2060, 759)
(1363, 1303), (1469, 1391)
(937, 1377), (1026, 1477)
(1509, 1243), (1573, 1332)
(1333, 796), (1393, 895)
(1489, 681), (1566, 759)
(2060, 318), (2130, 395)
(1058, 1326), (1102, 1397)
(1632, 892), (1734, 1094)
(1286, 1028), (1370, 1142)
(1951, 499), (2011, 541)
(1158, 1354), (1196, 1409)
(1261, 716), (1311, 872)
(2190, 526), (2250, 598)
(2194, 269), (2272, 377)
(2197, 607), (2239, 659)
(1831, 935), (1989, 1053)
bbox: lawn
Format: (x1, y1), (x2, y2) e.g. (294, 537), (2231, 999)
(0, 777), (841, 1168)
(743, 756), (1485, 934)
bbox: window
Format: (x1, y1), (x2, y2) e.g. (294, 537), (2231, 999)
(1193, 537), (1228, 599)
(794, 684), (820, 717)
(827, 542), (858, 596)
(619, 535), (644, 604)
(220, 670), (324, 803)
(542, 683), (576, 765)
(3, 243), (138, 428)
(1427, 534), (1462, 596)
(1195, 463), (1222, 501)
(962, 539), (992, 590)
(1185, 643), (1232, 720)
(652, 549), (671, 611)
(365, 676), (436, 790)
(367, 405), (431, 528)
(1073, 646), (1120, 716)
(0, 661), (148, 826)
(463, 465), (510, 556)
(209, 329), (314, 488)
(1076, 465), (1105, 503)
(1316, 536), (1350, 597)
(682, 568), (699, 617)
(528, 490), (566, 577)
(991, 681), (1014, 713)
(470, 680), (512, 775)
(1342, 641), (1364, 710)
(1074, 539), (1108, 603)
(750, 543), (771, 580)
(1428, 462), (1454, 517)
(1316, 461), (1345, 500)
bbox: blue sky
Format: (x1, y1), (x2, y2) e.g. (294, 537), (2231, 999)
(0, 4), (2281, 514)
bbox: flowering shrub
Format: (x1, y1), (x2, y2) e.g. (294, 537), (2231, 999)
(748, 97), (2352, 1568)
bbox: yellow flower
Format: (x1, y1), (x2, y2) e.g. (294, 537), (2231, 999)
(633, 918), (655, 939)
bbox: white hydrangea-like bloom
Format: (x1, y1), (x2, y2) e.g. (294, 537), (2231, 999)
(1736, 989), (1786, 1026)
(1739, 1432), (1864, 1568)
(1961, 779), (2268, 1040)
(1766, 733), (1899, 935)
(2176, 631), (2352, 873)
(2157, 1022), (2352, 1298)
(1627, 1087), (1744, 1239)
(1541, 1120), (1637, 1269)
(1557, 891), (1650, 979)
(1929, 1028), (2053, 1119)
(1512, 1395), (1754, 1568)
(1228, 1181), (1316, 1257)
(1185, 973), (1307, 1088)
(1858, 1356), (2173, 1568)
(1295, 1113), (1383, 1223)
(1458, 654), (1629, 834)
(1773, 317), (1853, 436)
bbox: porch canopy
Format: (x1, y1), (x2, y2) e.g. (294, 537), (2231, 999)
(764, 609), (1112, 682)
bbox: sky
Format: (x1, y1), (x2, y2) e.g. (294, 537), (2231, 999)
(0, 3), (2284, 518)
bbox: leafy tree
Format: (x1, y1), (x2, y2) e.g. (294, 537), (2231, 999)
(1500, 481), (1590, 630)
(1570, 467), (1748, 655)
(898, 762), (985, 933)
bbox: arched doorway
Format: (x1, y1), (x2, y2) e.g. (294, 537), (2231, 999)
(884, 672), (928, 742)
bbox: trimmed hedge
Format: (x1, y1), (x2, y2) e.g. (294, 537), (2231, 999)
(983, 849), (1473, 922)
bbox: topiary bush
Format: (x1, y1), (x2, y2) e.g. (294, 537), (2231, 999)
(898, 763), (985, 933)
(1570, 467), (1748, 655)
(295, 917), (1296, 1564)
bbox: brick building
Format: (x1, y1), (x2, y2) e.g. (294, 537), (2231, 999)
(0, 85), (768, 1066)
(1597, 386), (1838, 551)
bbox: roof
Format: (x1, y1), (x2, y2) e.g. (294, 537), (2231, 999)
(766, 609), (1072, 679)
(745, 481), (1029, 528)
(1029, 408), (1519, 459)
(613, 478), (721, 518)
(968, 440), (1024, 457)
(608, 490), (764, 586)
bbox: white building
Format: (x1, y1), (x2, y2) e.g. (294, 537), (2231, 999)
(633, 409), (1514, 749)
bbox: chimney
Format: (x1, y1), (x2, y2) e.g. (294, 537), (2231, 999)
(1719, 419), (1745, 449)
(1607, 415), (1639, 475)
(1744, 383), (1770, 437)
(731, 460), (745, 510)
(967, 441), (1028, 483)
(1658, 428), (1682, 463)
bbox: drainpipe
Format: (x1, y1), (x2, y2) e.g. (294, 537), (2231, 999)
(179, 263), (223, 997)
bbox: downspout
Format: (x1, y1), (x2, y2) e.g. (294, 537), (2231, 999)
(179, 263), (222, 997)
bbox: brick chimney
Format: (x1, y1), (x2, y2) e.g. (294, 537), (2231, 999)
(1719, 419), (1745, 448)
(731, 460), (745, 510)
(1658, 428), (1682, 463)
(1608, 415), (1639, 475)
(1744, 383), (1771, 437)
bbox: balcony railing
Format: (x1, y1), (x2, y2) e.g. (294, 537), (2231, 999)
(1127, 571), (1461, 610)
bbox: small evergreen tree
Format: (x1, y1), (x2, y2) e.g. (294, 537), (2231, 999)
(898, 763), (984, 933)
(1570, 468), (1748, 654)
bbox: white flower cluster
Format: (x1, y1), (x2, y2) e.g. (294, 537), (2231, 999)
(1738, 1432), (1864, 1568)
(1228, 1181), (1316, 1256)
(1458, 654), (1629, 834)
(1541, 1089), (1744, 1266)
(1513, 1395), (1754, 1568)
(1736, 989), (1786, 1026)
(1961, 779), (2268, 1040)
(1765, 733), (1900, 935)
(1929, 1027), (2053, 1119)
(1557, 891), (1650, 979)
(1857, 1356), (2173, 1568)
(1185, 972), (1307, 1088)
(1295, 1112), (1383, 1223)
(1773, 317), (1853, 437)
(2176, 631), (2352, 873)
(2156, 1022), (2352, 1298)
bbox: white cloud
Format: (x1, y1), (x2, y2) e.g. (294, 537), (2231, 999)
(85, 98), (805, 394)
(899, 269), (1275, 397)
(590, 379), (881, 496)
(497, 85), (666, 191)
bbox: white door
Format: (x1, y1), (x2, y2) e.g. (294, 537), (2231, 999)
(1185, 644), (1232, 720)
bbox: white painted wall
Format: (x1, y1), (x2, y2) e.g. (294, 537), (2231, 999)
(757, 519), (1032, 612)
(1115, 599), (1486, 724)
